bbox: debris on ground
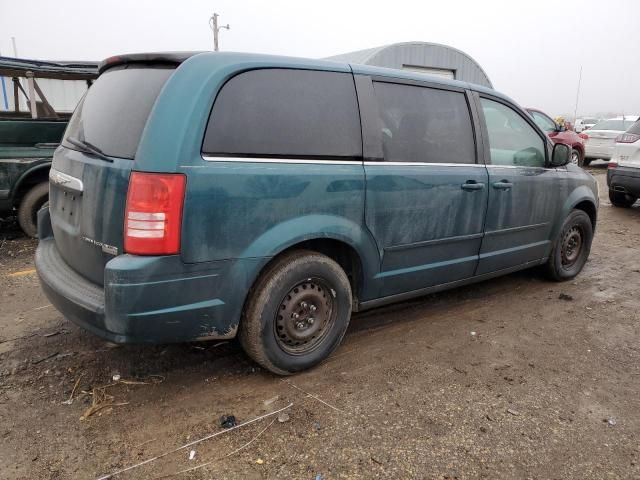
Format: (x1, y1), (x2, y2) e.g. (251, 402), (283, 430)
(219, 414), (237, 429)
(507, 408), (520, 416)
(604, 418), (617, 426)
(263, 395), (279, 409)
(255, 458), (264, 465)
(189, 450), (196, 460)
(277, 412), (290, 423)
(558, 293), (574, 301)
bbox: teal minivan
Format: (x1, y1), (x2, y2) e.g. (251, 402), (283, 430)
(36, 52), (598, 374)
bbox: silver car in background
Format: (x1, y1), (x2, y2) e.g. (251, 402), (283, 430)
(585, 116), (639, 163)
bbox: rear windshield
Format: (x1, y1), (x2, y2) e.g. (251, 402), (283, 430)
(63, 66), (173, 159)
(627, 120), (640, 135)
(591, 119), (636, 131)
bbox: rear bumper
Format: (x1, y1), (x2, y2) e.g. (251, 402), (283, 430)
(36, 208), (267, 344)
(607, 166), (640, 198)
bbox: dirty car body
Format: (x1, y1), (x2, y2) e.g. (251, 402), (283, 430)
(35, 52), (599, 373)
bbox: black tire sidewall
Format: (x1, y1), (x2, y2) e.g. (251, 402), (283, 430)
(18, 182), (49, 237)
(551, 210), (593, 280)
(253, 256), (351, 374)
(571, 149), (583, 167)
(609, 190), (636, 208)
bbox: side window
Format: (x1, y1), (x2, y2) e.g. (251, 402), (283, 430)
(531, 111), (557, 133)
(480, 98), (546, 168)
(202, 69), (362, 158)
(372, 82), (475, 164)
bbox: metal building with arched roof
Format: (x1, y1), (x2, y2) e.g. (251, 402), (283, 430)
(326, 41), (492, 88)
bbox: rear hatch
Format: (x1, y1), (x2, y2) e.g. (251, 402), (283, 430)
(49, 64), (175, 285)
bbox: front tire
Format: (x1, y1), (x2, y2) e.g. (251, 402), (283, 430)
(570, 149), (583, 167)
(609, 190), (636, 208)
(545, 210), (593, 281)
(239, 250), (352, 375)
(17, 182), (49, 238)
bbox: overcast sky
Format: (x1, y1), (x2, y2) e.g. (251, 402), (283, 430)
(1, 0), (638, 117)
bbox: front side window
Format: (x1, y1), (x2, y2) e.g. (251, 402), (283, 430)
(481, 98), (546, 168)
(372, 82), (475, 164)
(202, 69), (362, 158)
(530, 111), (557, 133)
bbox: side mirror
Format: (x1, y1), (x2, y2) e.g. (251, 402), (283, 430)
(550, 143), (570, 167)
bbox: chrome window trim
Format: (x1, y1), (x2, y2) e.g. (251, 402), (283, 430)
(49, 168), (83, 194)
(365, 161), (485, 167)
(202, 155), (361, 165)
(485, 164), (555, 171)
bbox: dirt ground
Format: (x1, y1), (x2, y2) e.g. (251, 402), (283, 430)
(1, 163), (639, 480)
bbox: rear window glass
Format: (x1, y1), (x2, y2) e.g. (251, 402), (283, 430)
(202, 69), (362, 158)
(372, 81), (475, 164)
(63, 66), (173, 159)
(626, 120), (640, 135)
(591, 119), (636, 131)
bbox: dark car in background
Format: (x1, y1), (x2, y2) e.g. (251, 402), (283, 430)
(527, 108), (587, 166)
(0, 57), (97, 236)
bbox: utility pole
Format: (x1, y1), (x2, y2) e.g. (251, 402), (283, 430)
(572, 65), (582, 123)
(209, 13), (230, 51)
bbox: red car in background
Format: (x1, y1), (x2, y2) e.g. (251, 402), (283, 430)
(527, 108), (587, 166)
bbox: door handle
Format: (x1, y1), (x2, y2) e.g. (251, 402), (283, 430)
(492, 181), (513, 190)
(461, 181), (485, 191)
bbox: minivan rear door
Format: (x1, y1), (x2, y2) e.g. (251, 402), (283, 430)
(356, 75), (489, 297)
(49, 65), (175, 285)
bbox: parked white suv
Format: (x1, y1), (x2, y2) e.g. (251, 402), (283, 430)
(607, 119), (640, 207)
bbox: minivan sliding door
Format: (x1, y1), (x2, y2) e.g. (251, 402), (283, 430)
(356, 76), (489, 298)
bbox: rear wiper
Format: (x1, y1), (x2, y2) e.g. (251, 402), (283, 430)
(66, 137), (113, 162)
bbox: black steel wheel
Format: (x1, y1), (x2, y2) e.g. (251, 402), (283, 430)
(239, 250), (352, 375)
(274, 278), (336, 355)
(546, 209), (593, 281)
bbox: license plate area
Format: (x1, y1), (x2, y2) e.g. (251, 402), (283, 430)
(50, 186), (81, 228)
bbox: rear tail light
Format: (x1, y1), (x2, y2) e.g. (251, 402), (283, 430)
(124, 172), (186, 255)
(578, 133), (589, 140)
(615, 133), (640, 143)
(608, 161), (618, 169)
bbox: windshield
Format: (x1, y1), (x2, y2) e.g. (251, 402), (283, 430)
(591, 119), (636, 131)
(63, 66), (173, 159)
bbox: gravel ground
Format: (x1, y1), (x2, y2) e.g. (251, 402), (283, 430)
(1, 164), (639, 479)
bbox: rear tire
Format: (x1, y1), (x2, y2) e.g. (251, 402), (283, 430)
(239, 250), (352, 375)
(609, 190), (636, 208)
(583, 158), (592, 167)
(545, 210), (593, 281)
(17, 182), (49, 238)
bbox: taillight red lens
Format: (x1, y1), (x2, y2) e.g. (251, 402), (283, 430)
(124, 172), (186, 255)
(615, 133), (640, 143)
(578, 133), (588, 140)
(608, 161), (618, 169)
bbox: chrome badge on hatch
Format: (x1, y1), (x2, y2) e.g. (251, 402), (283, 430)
(81, 236), (118, 256)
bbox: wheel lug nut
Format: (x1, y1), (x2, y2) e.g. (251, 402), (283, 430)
(309, 305), (317, 312)
(301, 301), (308, 309)
(308, 317), (314, 325)
(296, 322), (305, 329)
